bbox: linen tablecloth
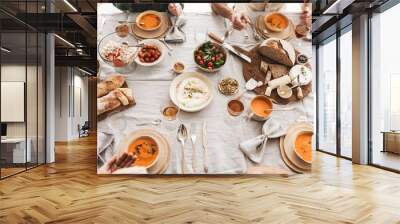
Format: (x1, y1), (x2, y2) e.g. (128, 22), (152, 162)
(97, 7), (314, 174)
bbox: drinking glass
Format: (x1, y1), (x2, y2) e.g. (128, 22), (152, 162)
(160, 101), (180, 131)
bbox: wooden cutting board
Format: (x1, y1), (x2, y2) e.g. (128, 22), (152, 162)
(97, 82), (136, 121)
(237, 45), (312, 105)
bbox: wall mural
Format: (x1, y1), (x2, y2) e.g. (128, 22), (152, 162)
(97, 3), (313, 175)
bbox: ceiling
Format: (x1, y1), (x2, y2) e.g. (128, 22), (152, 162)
(311, 0), (391, 43)
(0, 0), (97, 73)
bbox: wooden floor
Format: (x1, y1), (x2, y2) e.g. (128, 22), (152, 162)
(1, 135), (400, 224)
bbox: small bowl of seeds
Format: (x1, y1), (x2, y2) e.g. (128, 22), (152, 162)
(218, 77), (239, 96)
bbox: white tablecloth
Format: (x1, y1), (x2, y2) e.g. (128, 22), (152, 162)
(97, 8), (314, 174)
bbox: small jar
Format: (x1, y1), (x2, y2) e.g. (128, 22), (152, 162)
(173, 62), (185, 74)
(116, 22), (130, 38)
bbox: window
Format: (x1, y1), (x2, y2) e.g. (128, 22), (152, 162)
(370, 3), (400, 171)
(339, 28), (352, 158)
(317, 36), (337, 154)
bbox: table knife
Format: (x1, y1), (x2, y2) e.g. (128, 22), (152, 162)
(202, 121), (208, 174)
(222, 43), (252, 63)
(208, 32), (252, 64)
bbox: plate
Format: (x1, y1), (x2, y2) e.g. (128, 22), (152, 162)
(279, 122), (313, 173)
(279, 137), (304, 173)
(131, 13), (171, 40)
(169, 72), (214, 112)
(256, 15), (294, 40)
(134, 39), (166, 67)
(286, 122), (313, 164)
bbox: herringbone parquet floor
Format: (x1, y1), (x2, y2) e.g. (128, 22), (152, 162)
(1, 135), (400, 224)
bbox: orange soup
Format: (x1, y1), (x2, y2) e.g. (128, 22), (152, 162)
(139, 14), (161, 29)
(128, 136), (159, 167)
(251, 97), (273, 117)
(294, 132), (313, 163)
(265, 13), (289, 31)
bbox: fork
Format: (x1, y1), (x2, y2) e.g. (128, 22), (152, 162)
(222, 27), (234, 43)
(190, 123), (197, 173)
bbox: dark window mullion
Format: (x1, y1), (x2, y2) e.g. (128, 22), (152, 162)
(36, 0), (39, 167)
(336, 26), (342, 157)
(316, 44), (320, 151)
(25, 0), (28, 171)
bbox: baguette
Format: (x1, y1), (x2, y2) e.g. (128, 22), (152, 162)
(97, 88), (134, 116)
(97, 75), (125, 98)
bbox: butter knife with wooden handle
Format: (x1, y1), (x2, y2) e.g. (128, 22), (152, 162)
(202, 121), (208, 174)
(207, 32), (252, 63)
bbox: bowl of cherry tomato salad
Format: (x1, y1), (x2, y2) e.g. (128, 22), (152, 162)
(194, 41), (227, 72)
(98, 32), (138, 68)
(135, 39), (165, 67)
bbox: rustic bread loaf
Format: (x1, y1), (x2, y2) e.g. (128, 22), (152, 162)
(258, 38), (295, 67)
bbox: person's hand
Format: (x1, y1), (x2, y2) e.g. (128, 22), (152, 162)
(168, 3), (182, 16)
(98, 152), (135, 174)
(301, 4), (312, 29)
(229, 13), (250, 31)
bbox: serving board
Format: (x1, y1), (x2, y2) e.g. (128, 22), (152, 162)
(238, 45), (312, 105)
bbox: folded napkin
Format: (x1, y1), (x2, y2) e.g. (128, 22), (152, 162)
(165, 15), (186, 43)
(97, 132), (115, 166)
(239, 117), (289, 164)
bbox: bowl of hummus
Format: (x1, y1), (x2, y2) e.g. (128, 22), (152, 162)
(169, 72), (214, 112)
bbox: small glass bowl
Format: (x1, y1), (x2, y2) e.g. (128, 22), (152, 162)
(98, 32), (139, 74)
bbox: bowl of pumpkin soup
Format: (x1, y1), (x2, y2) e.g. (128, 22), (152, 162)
(124, 135), (160, 169)
(293, 131), (313, 164)
(249, 95), (273, 121)
(264, 12), (289, 32)
(136, 10), (162, 31)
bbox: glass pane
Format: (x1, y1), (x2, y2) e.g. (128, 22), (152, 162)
(340, 29), (352, 158)
(38, 32), (45, 165)
(318, 37), (337, 154)
(1, 31), (27, 177)
(371, 3), (400, 171)
(27, 31), (38, 169)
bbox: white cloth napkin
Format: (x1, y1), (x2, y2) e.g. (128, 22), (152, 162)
(97, 132), (115, 165)
(165, 16), (186, 43)
(239, 117), (289, 164)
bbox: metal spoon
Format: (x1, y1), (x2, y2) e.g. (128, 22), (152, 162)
(136, 119), (162, 127)
(121, 42), (145, 48)
(177, 124), (188, 174)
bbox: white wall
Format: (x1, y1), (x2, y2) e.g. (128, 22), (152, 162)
(54, 67), (89, 141)
(1, 64), (46, 163)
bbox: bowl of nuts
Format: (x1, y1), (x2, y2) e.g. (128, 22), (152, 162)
(218, 77), (239, 96)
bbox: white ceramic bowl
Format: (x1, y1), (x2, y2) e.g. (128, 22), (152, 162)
(135, 10), (163, 31)
(169, 72), (214, 112)
(135, 39), (166, 67)
(118, 133), (160, 169)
